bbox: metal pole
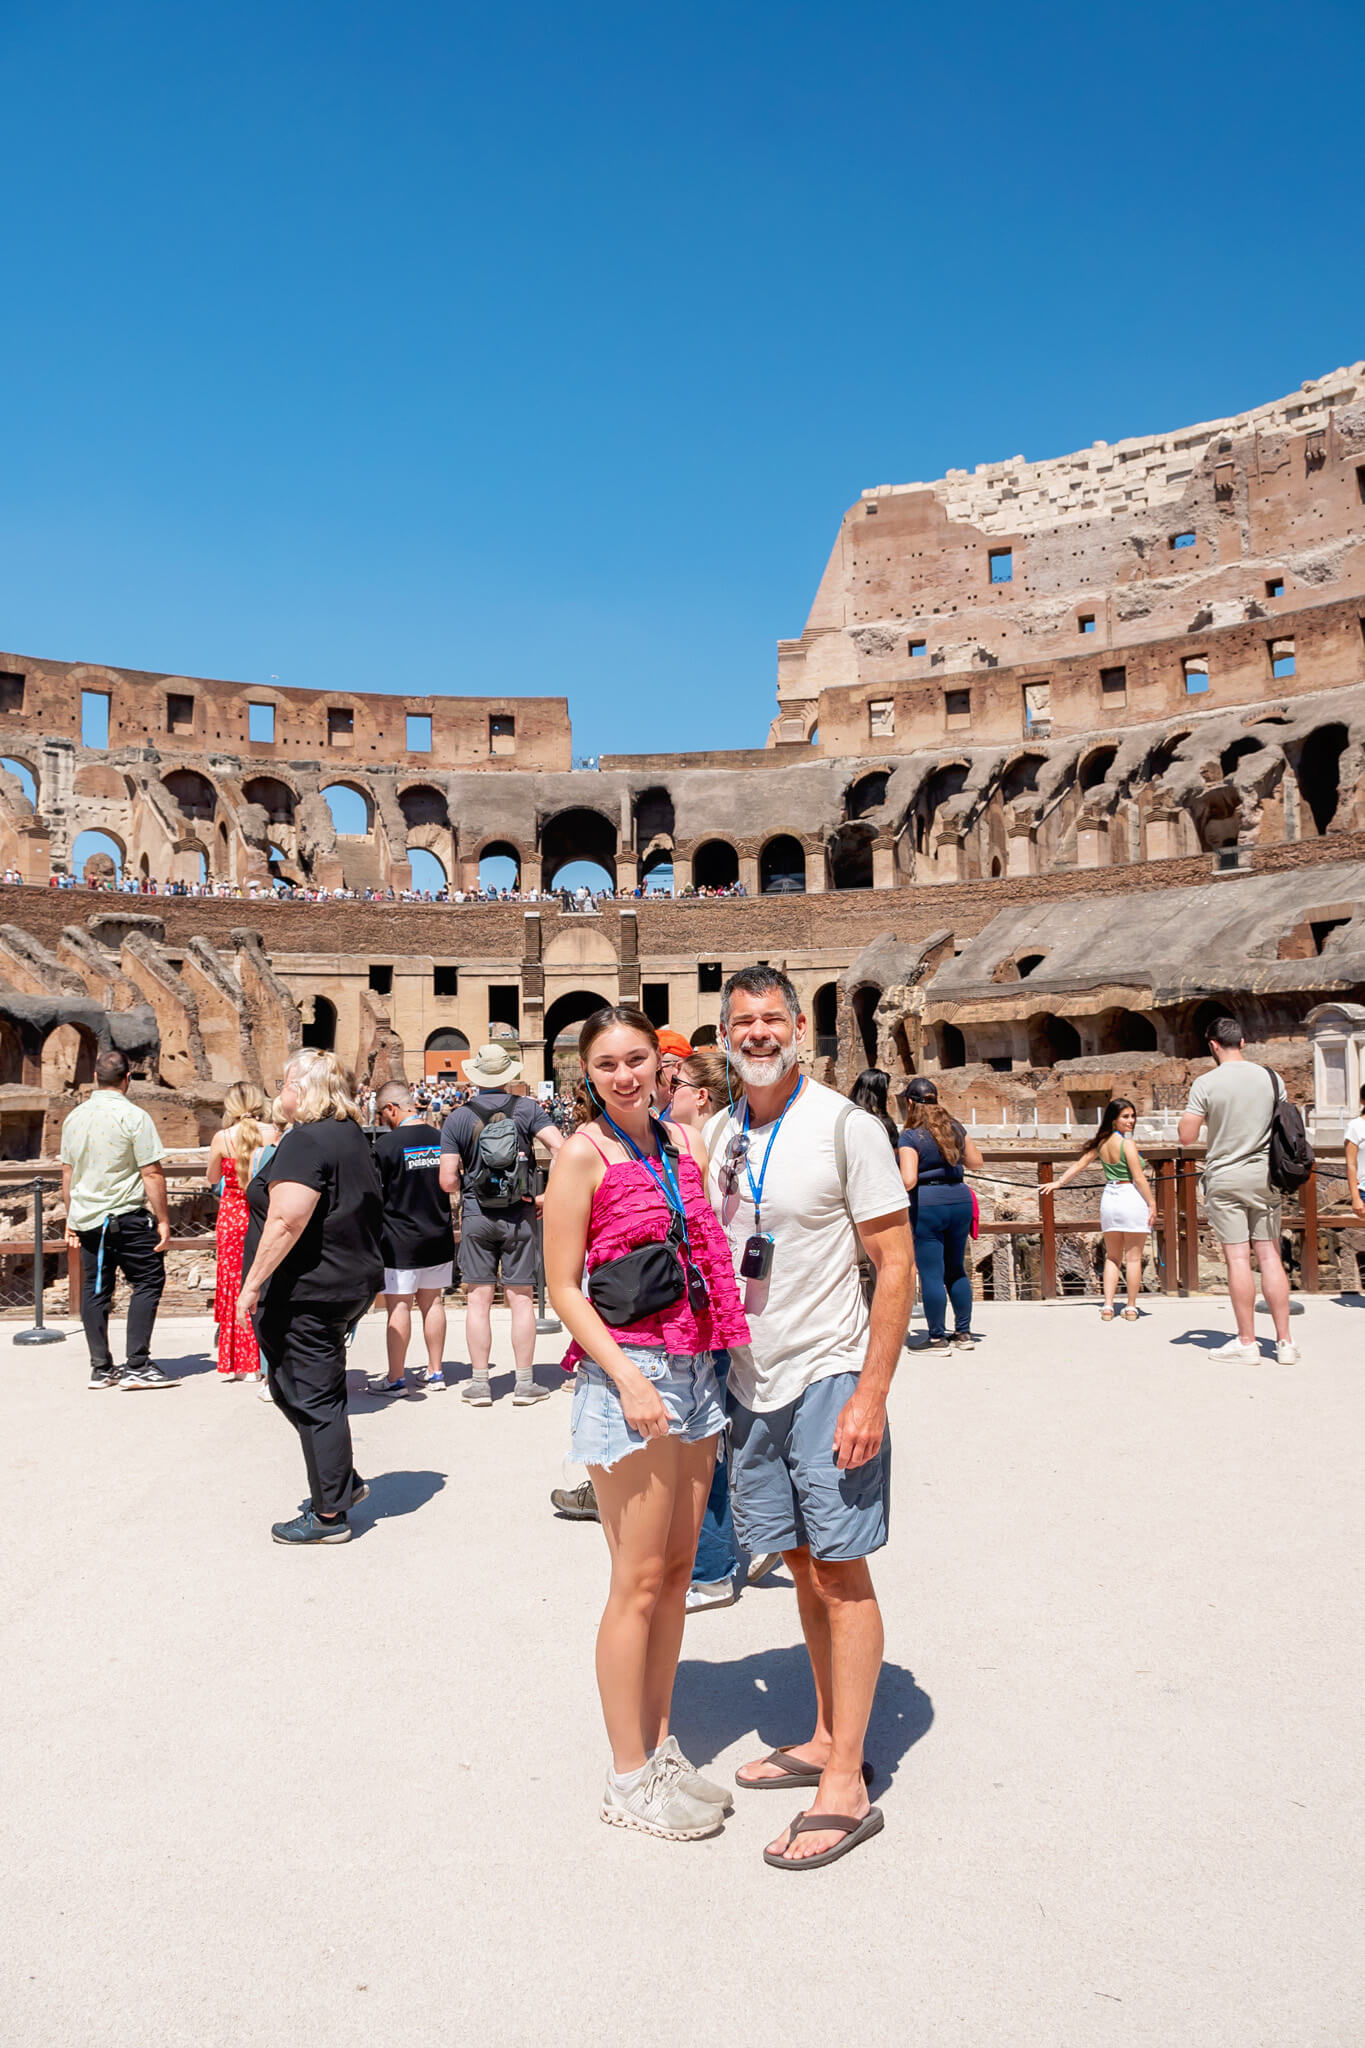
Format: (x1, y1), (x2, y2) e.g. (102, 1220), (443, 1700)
(15, 1176), (64, 1346)
(533, 1165), (561, 1335)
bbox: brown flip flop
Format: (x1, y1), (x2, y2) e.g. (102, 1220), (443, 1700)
(763, 1807), (885, 1870)
(736, 1747), (874, 1792)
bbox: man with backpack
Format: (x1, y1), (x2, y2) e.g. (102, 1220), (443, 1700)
(439, 1041), (563, 1406)
(1178, 1016), (1303, 1364)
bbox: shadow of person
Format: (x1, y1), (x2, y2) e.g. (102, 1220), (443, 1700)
(1169, 1327), (1243, 1352)
(153, 1351), (219, 1380)
(672, 1644), (933, 1789)
(351, 1470), (447, 1529)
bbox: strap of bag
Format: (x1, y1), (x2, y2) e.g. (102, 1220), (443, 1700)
(705, 1109), (732, 1168)
(833, 1099), (856, 1231)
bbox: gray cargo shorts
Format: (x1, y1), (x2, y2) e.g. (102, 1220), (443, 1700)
(728, 1370), (890, 1563)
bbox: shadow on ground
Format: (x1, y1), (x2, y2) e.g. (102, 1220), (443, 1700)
(672, 1644), (933, 1790)
(351, 1470), (447, 1528)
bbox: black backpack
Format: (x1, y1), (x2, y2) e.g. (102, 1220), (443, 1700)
(1264, 1069), (1314, 1193)
(465, 1101), (532, 1209)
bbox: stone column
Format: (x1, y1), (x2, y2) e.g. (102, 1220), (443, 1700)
(738, 854), (759, 897)
(804, 847), (827, 894)
(616, 854), (639, 894)
(872, 843), (896, 890)
(521, 853), (542, 893)
(1006, 828), (1033, 876)
(1076, 816), (1107, 868)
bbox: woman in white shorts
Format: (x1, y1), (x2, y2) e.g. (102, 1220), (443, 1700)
(1042, 1098), (1156, 1321)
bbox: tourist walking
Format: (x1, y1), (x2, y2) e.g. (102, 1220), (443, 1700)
(238, 1051), (385, 1545)
(60, 1049), (173, 1390)
(207, 1084), (277, 1380)
(1177, 1017), (1299, 1362)
(542, 1006), (749, 1841)
(370, 1080), (455, 1394)
(710, 967), (913, 1869)
(438, 1042), (562, 1406)
(897, 1076), (984, 1351)
(1040, 1098), (1155, 1320)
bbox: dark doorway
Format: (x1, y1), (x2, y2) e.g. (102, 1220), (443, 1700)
(692, 840), (739, 890)
(634, 788), (675, 845)
(813, 982), (838, 1061)
(846, 772), (889, 820)
(938, 1023), (966, 1069)
(541, 808), (617, 889)
(1296, 725), (1348, 836)
(852, 986), (880, 1066)
(829, 824), (875, 891)
(760, 835), (806, 893)
(1027, 1013), (1081, 1066)
(302, 995), (336, 1051)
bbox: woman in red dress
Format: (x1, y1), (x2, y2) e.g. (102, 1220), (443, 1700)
(208, 1085), (277, 1380)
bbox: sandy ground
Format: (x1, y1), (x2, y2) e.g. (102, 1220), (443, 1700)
(1, 1293), (1362, 2048)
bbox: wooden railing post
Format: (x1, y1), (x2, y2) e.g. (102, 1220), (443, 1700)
(1177, 1154), (1200, 1294)
(1038, 1159), (1057, 1299)
(1156, 1156), (1179, 1293)
(1299, 1169), (1319, 1293)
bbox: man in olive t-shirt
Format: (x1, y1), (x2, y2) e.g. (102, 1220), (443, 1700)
(1178, 1015), (1297, 1364)
(60, 1048), (172, 1389)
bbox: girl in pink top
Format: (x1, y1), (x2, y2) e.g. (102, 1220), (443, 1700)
(543, 1006), (749, 1843)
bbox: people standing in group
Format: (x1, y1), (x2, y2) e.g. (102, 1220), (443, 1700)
(1177, 1017), (1299, 1363)
(238, 1051), (385, 1545)
(542, 1007), (751, 1841)
(850, 1068), (899, 1151)
(370, 1081), (456, 1395)
(897, 1076), (983, 1352)
(207, 1084), (278, 1380)
(667, 1046), (779, 1612)
(709, 966), (913, 1869)
(438, 1042), (563, 1407)
(1040, 1098), (1155, 1321)
(60, 1049), (174, 1390)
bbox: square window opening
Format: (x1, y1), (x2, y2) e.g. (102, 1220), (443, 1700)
(1078, 615), (1096, 634)
(1183, 656), (1210, 695)
(988, 548), (1013, 584)
(1100, 666), (1127, 701)
(869, 698), (894, 739)
(1269, 638), (1296, 679)
(433, 965), (459, 997)
(642, 983), (670, 1027)
(697, 961), (722, 993)
(945, 688), (971, 727)
(368, 964), (393, 995)
(488, 985), (519, 1032)
(166, 692), (194, 736)
(490, 714), (516, 755)
(406, 713), (432, 752)
(1023, 680), (1051, 734)
(908, 638), (927, 658)
(248, 702), (276, 744)
(1266, 578), (1284, 599)
(81, 691), (110, 748)
(0, 671), (25, 713)
(327, 707), (354, 745)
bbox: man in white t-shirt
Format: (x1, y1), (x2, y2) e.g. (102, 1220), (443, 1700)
(705, 966), (913, 1870)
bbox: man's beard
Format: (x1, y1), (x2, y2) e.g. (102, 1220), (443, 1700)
(728, 1039), (799, 1090)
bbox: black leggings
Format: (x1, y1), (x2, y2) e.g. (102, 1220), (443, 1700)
(256, 1295), (370, 1515)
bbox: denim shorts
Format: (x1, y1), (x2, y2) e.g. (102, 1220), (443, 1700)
(569, 1346), (726, 1472)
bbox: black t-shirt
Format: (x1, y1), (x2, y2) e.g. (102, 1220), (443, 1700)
(372, 1118), (455, 1268)
(439, 1091), (553, 1217)
(244, 1116), (385, 1310)
(897, 1120), (967, 1187)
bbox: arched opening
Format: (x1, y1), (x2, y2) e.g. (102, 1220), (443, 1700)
(1001, 753), (1047, 804)
(846, 772), (889, 820)
(302, 995), (336, 1051)
(163, 769), (216, 822)
(408, 848), (447, 894)
(760, 835), (806, 894)
(1193, 999), (1236, 1044)
(1079, 747), (1117, 793)
(633, 787), (675, 846)
(691, 1024), (718, 1048)
(424, 1026), (470, 1078)
(852, 985), (880, 1067)
(0, 1017), (23, 1085)
(0, 757), (37, 805)
(1295, 724), (1348, 836)
(1017, 953), (1046, 979)
(692, 839), (739, 890)
(543, 989), (614, 1085)
(938, 1022), (966, 1069)
(242, 777), (296, 825)
(913, 762), (969, 853)
(641, 848), (675, 894)
(541, 808), (617, 891)
(1219, 737), (1264, 778)
(990, 856), (1003, 877)
(813, 982), (838, 1061)
(478, 841), (521, 892)
(1194, 791), (1241, 852)
(1095, 1008), (1159, 1054)
(71, 829), (124, 883)
(829, 823), (875, 891)
(1027, 1013), (1082, 1066)
(1142, 731), (1190, 784)
(138, 853), (150, 880)
(399, 784), (449, 830)
(41, 1022), (97, 1092)
(322, 783), (374, 835)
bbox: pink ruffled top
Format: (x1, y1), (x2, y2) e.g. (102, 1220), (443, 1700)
(562, 1148), (751, 1370)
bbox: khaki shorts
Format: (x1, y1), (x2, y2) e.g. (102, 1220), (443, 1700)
(1203, 1170), (1281, 1247)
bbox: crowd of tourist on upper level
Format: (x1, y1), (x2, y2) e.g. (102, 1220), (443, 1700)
(5, 869), (751, 907)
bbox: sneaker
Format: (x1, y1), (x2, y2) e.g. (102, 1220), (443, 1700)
(88, 1366), (119, 1390)
(256, 1378), (274, 1403)
(600, 1758), (723, 1841)
(686, 1576), (737, 1614)
(1275, 1339), (1301, 1365)
(653, 1734), (734, 1813)
(425, 1368), (446, 1391)
(951, 1332), (976, 1352)
(550, 1479), (599, 1521)
(513, 1380), (551, 1406)
(745, 1550), (782, 1585)
(121, 1363), (178, 1390)
(1212, 1337), (1260, 1362)
(462, 1377), (493, 1407)
(373, 1375), (408, 1396)
(271, 1508), (352, 1545)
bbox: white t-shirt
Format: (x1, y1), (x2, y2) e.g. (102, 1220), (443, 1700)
(1345, 1117), (1365, 1151)
(706, 1077), (908, 1413)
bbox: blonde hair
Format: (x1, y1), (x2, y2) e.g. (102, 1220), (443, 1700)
(282, 1049), (363, 1126)
(224, 1081), (270, 1189)
(676, 1047), (731, 1117)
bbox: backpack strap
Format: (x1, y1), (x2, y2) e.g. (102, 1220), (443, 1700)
(833, 1099), (857, 1232)
(705, 1109), (733, 1168)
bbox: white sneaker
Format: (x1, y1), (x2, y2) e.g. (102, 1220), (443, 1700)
(685, 1576), (737, 1614)
(600, 1758), (723, 1840)
(1212, 1337), (1260, 1362)
(652, 1734), (734, 1812)
(1275, 1339), (1301, 1365)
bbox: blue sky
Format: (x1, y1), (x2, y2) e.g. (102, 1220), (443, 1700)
(2, 0), (1361, 759)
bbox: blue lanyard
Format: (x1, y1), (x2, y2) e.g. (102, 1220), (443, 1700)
(601, 1111), (691, 1253)
(742, 1075), (805, 1234)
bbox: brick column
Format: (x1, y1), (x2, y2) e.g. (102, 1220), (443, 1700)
(520, 912), (545, 1084)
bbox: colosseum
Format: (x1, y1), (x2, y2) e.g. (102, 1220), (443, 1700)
(1, 362), (1364, 1173)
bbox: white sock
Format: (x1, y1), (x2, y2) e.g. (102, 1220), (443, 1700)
(610, 1761), (649, 1794)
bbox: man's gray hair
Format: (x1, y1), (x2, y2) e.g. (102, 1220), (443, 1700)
(720, 965), (802, 1030)
(375, 1080), (414, 1112)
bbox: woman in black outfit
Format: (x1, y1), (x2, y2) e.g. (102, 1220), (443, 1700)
(897, 1076), (984, 1353)
(238, 1050), (384, 1545)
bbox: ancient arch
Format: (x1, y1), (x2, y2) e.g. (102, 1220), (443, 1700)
(302, 995), (337, 1051)
(0, 756), (38, 805)
(1143, 730), (1191, 783)
(692, 838), (739, 890)
(1079, 746), (1117, 793)
(1027, 1012), (1082, 1066)
(1219, 737), (1264, 778)
(829, 823), (876, 891)
(812, 982), (838, 1060)
(163, 769), (217, 822)
(399, 784), (450, 830)
(72, 828), (125, 881)
(912, 761), (969, 853)
(541, 807), (617, 889)
(1294, 724), (1348, 836)
(477, 839), (522, 890)
(1094, 1007), (1159, 1054)
(759, 835), (806, 893)
(846, 771), (889, 820)
(938, 1022), (967, 1069)
(543, 988), (614, 1078)
(0, 1017), (23, 1085)
(321, 782), (375, 835)
(1000, 752), (1047, 804)
(408, 848), (447, 893)
(243, 776), (298, 825)
(41, 1021), (97, 1092)
(424, 1026), (470, 1078)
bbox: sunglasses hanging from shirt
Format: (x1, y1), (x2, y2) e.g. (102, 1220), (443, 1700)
(587, 1112), (710, 1327)
(731, 1075), (805, 1279)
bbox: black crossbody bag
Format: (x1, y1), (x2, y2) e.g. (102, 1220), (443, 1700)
(587, 1122), (707, 1326)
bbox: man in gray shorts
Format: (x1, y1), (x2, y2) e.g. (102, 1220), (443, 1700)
(439, 1042), (562, 1406)
(1179, 1015), (1299, 1364)
(706, 967), (914, 1870)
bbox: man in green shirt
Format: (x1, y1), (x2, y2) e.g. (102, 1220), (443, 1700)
(60, 1049), (174, 1389)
